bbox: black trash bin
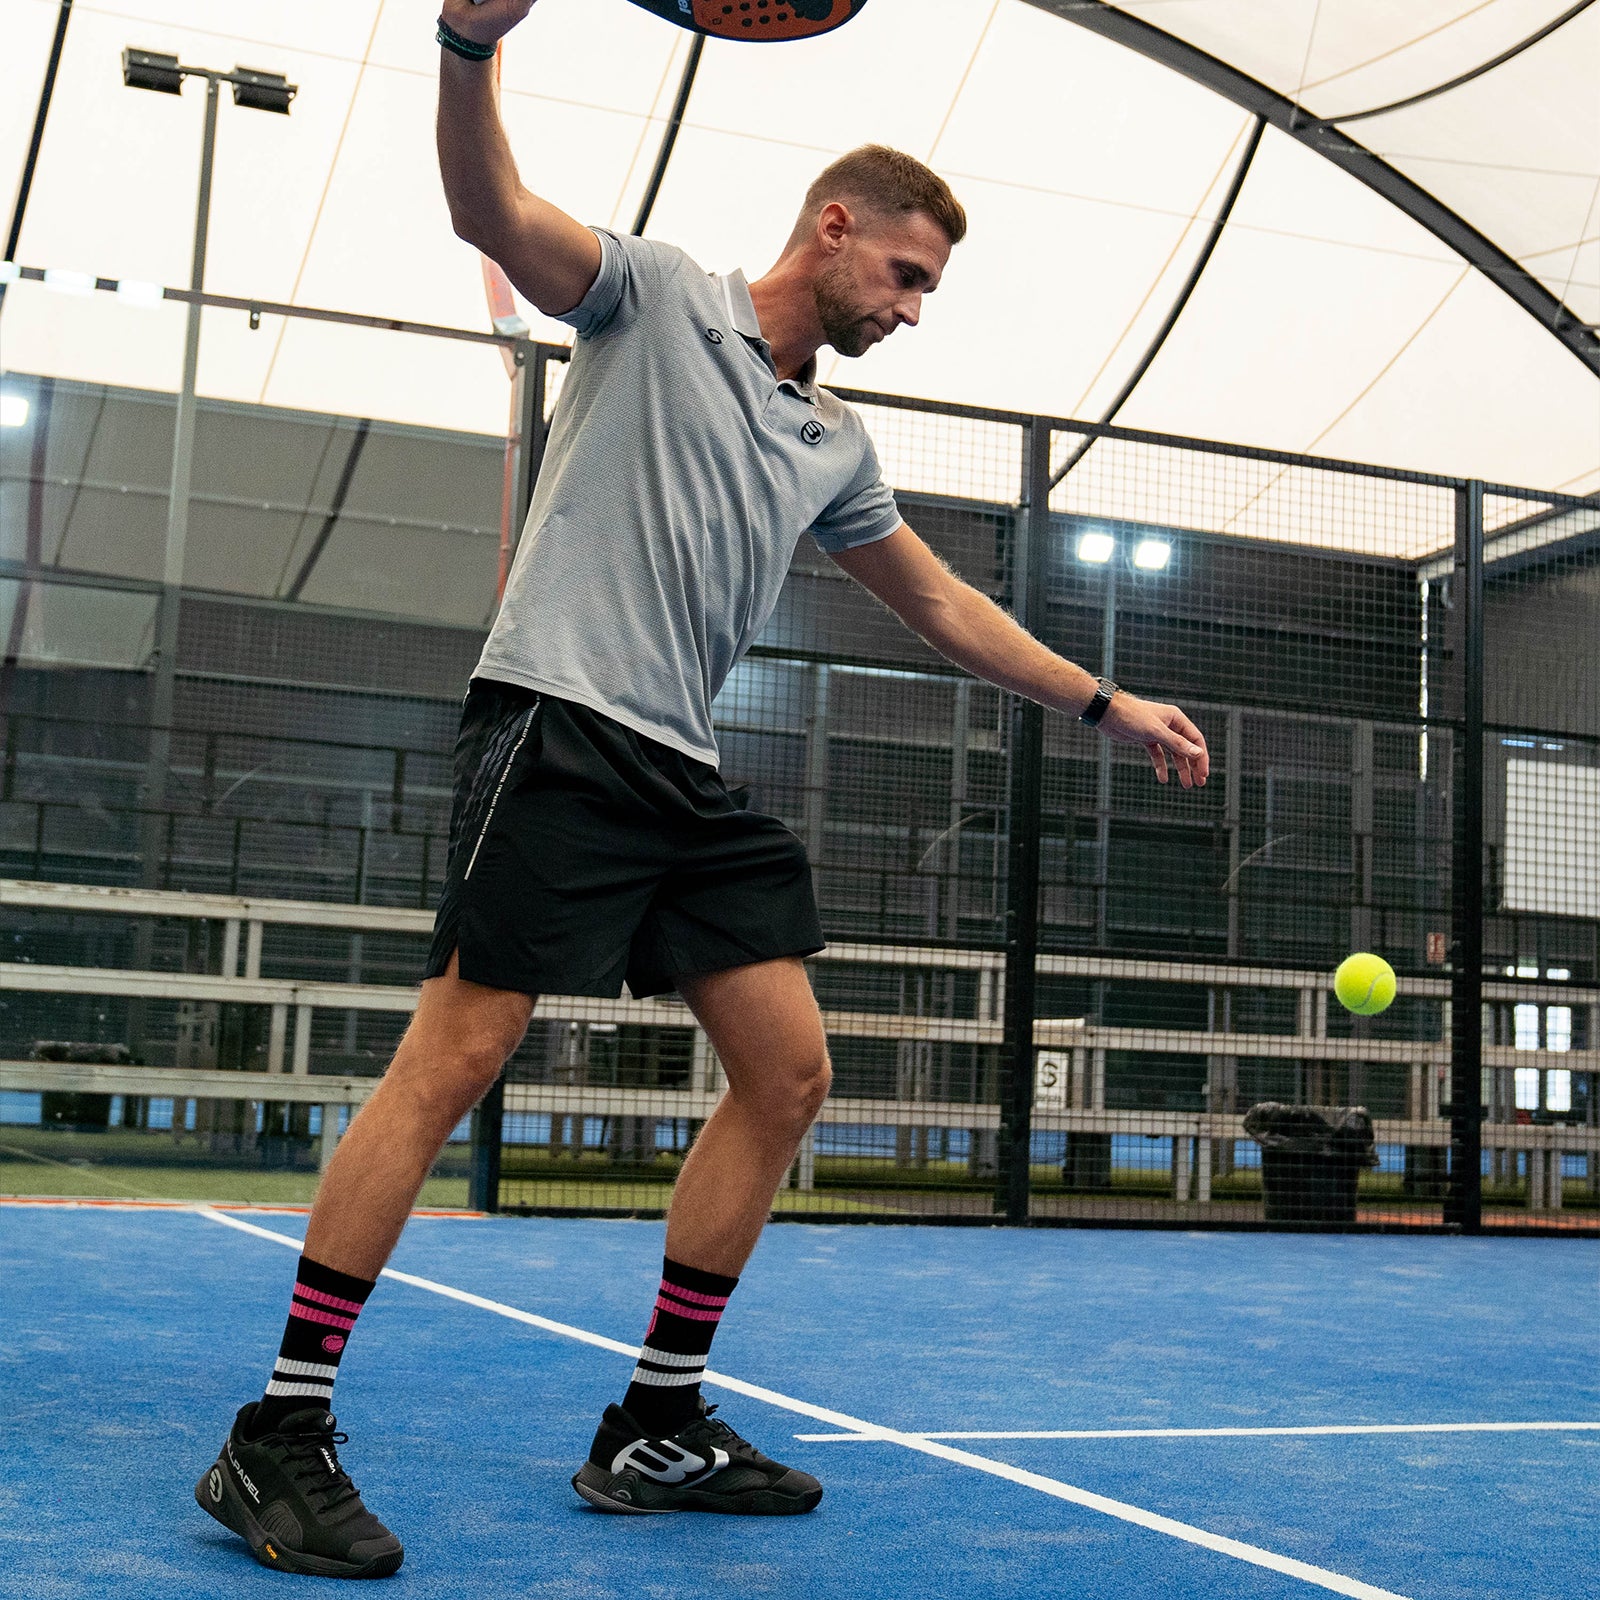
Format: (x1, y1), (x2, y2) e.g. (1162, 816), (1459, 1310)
(1243, 1102), (1378, 1224)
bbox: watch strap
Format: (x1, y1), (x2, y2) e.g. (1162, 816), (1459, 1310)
(1080, 676), (1118, 727)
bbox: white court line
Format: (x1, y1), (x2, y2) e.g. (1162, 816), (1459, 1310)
(194, 1207), (1412, 1600)
(797, 1422), (1600, 1442)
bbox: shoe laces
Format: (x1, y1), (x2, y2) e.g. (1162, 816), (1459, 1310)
(279, 1428), (361, 1514)
(687, 1405), (758, 1459)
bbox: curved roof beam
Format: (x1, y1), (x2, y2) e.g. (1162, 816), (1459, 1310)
(1024, 1), (1600, 376)
(1315, 0), (1596, 126)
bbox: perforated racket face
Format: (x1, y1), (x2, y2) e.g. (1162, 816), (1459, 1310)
(624, 0), (868, 42)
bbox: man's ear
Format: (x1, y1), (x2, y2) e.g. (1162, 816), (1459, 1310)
(817, 200), (855, 253)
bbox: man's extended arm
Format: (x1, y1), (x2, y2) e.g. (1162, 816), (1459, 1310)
(436, 0), (600, 316)
(830, 525), (1209, 788)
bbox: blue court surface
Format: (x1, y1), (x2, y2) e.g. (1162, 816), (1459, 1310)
(3, 1206), (1596, 1600)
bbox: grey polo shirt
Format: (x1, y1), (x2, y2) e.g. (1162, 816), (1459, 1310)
(474, 227), (902, 766)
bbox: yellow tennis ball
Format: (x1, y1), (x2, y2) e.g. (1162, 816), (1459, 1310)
(1334, 953), (1396, 1015)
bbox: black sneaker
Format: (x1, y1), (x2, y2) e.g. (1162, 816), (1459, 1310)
(572, 1401), (822, 1516)
(195, 1402), (403, 1578)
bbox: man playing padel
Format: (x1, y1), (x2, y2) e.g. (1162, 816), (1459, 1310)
(196, 0), (1209, 1576)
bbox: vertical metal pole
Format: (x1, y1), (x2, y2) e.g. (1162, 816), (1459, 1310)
(469, 1078), (505, 1214)
(141, 74), (219, 876)
(1446, 479), (1484, 1232)
(1095, 558), (1117, 947)
(512, 341), (550, 537)
(944, 678), (971, 941)
(803, 662), (830, 862)
(998, 417), (1049, 1225)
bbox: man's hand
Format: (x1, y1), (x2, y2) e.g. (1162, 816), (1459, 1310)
(440, 0), (536, 49)
(1097, 692), (1209, 789)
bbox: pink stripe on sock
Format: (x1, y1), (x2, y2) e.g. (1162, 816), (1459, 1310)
(293, 1283), (366, 1315)
(660, 1283), (730, 1309)
(655, 1294), (722, 1323)
(290, 1301), (357, 1331)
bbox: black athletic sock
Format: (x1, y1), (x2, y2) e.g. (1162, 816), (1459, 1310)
(621, 1256), (739, 1435)
(250, 1254), (375, 1435)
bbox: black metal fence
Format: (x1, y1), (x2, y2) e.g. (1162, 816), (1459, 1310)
(1, 353), (1595, 1231)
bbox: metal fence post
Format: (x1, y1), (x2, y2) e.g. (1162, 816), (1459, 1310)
(998, 417), (1049, 1224)
(469, 1077), (505, 1214)
(1446, 479), (1484, 1232)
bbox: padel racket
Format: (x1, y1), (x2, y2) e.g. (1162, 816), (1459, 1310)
(622, 0), (869, 42)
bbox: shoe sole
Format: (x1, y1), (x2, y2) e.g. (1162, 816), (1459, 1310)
(195, 1455), (403, 1579)
(571, 1462), (822, 1516)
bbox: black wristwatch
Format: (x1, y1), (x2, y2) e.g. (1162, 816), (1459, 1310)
(1079, 676), (1118, 727)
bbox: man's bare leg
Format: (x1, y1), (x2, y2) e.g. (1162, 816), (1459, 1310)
(668, 955), (831, 1275)
(575, 956), (828, 1515)
(198, 955), (537, 1574)
(304, 950), (535, 1280)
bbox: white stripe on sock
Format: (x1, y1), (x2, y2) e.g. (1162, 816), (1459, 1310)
(273, 1358), (340, 1381)
(265, 1379), (335, 1399)
(628, 1365), (704, 1387)
(636, 1346), (705, 1370)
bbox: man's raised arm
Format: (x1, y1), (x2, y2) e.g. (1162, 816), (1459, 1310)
(436, 0), (601, 317)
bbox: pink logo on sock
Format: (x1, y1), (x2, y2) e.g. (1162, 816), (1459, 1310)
(322, 1334), (345, 1354)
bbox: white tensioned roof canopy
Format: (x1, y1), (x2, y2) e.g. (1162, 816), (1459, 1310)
(3, 0), (1598, 520)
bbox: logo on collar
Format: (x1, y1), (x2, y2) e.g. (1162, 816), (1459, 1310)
(705, 327), (724, 345)
(800, 419), (825, 445)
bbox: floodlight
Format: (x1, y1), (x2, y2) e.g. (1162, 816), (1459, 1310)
(1132, 538), (1172, 571)
(0, 261), (19, 285)
(43, 267), (94, 295)
(232, 66), (295, 114)
(116, 278), (166, 307)
(1076, 531), (1114, 564)
(123, 48), (182, 94)
(0, 393), (29, 428)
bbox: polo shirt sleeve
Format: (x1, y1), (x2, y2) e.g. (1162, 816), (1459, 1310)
(556, 227), (680, 340)
(809, 426), (903, 553)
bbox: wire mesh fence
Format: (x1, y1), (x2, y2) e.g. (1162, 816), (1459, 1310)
(1, 336), (1595, 1230)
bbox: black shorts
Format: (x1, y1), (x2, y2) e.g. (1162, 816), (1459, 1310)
(424, 681), (825, 999)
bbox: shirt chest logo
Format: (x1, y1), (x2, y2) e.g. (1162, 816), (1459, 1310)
(800, 418), (825, 445)
(705, 326), (724, 344)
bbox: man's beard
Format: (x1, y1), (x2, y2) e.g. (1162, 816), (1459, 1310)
(814, 260), (877, 358)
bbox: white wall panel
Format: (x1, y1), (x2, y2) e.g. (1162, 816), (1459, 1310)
(1309, 269), (1600, 489)
(1506, 759), (1600, 920)
(1117, 132), (1467, 452)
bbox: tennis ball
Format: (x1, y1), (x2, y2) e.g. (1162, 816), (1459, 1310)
(1334, 953), (1396, 1016)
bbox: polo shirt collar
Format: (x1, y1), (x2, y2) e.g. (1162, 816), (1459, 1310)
(719, 270), (819, 402)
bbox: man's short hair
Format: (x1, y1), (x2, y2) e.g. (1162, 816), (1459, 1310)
(800, 145), (967, 246)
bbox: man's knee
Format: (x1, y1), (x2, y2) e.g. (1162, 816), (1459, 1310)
(739, 1047), (831, 1139)
(389, 1022), (519, 1123)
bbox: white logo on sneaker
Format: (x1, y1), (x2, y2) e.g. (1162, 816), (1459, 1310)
(225, 1443), (261, 1504)
(611, 1437), (730, 1484)
(207, 1468), (223, 1503)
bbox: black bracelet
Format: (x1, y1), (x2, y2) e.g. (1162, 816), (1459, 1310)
(437, 16), (497, 60)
